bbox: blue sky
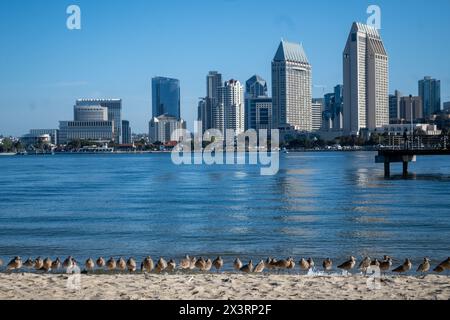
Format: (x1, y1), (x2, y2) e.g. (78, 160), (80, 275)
(1, 0), (449, 135)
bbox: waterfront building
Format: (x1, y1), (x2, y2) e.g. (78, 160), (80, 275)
(322, 85), (344, 131)
(217, 79), (245, 135)
(343, 22), (389, 135)
(203, 71), (223, 133)
(272, 40), (312, 132)
(311, 100), (323, 132)
(76, 99), (122, 143)
(444, 102), (450, 113)
(381, 123), (441, 136)
(152, 77), (181, 120)
(20, 133), (52, 146)
(59, 121), (115, 144)
(248, 97), (273, 132)
(148, 115), (186, 143)
(28, 129), (59, 145)
(389, 90), (402, 122)
(121, 120), (132, 144)
(399, 96), (423, 122)
(419, 77), (441, 117)
(245, 75), (268, 130)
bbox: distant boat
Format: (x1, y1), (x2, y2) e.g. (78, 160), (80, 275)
(0, 152), (17, 156)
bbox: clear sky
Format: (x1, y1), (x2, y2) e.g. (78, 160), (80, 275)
(1, 0), (449, 136)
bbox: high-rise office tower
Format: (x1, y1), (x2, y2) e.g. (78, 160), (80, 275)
(389, 90), (402, 122)
(419, 76), (441, 117)
(204, 71), (223, 133)
(311, 99), (323, 132)
(152, 77), (181, 120)
(76, 99), (122, 143)
(400, 96), (423, 121)
(343, 22), (389, 135)
(217, 79), (245, 135)
(121, 120), (132, 144)
(272, 40), (312, 132)
(245, 75), (269, 130)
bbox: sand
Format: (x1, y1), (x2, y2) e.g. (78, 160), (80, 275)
(0, 273), (449, 300)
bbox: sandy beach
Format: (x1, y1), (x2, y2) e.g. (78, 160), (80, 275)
(0, 273), (448, 300)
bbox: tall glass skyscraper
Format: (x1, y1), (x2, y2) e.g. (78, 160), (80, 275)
(245, 75), (268, 130)
(152, 77), (181, 120)
(419, 77), (441, 117)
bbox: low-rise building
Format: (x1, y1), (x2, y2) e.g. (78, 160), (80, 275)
(149, 115), (186, 143)
(59, 121), (115, 144)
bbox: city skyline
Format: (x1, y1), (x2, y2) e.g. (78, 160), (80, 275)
(1, 0), (450, 136)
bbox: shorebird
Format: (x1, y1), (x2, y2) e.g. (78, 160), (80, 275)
(323, 258), (333, 272)
(233, 258), (243, 272)
(274, 258), (290, 271)
(6, 257), (22, 271)
(189, 256), (197, 270)
(240, 260), (254, 273)
(141, 256), (154, 273)
(265, 257), (276, 271)
(117, 257), (127, 271)
(307, 258), (315, 270)
(106, 257), (116, 271)
(23, 258), (34, 269)
(437, 257), (450, 270)
(359, 257), (372, 275)
(127, 258), (137, 272)
(213, 256), (224, 273)
(254, 260), (265, 273)
(96, 257), (105, 268)
(204, 259), (212, 272)
(52, 258), (61, 271)
(180, 255), (191, 270)
(63, 256), (74, 270)
(167, 259), (176, 272)
(434, 265), (445, 273)
(417, 258), (431, 275)
(195, 257), (207, 272)
(338, 257), (356, 275)
(379, 256), (392, 275)
(156, 257), (167, 273)
(85, 258), (95, 272)
(371, 259), (380, 267)
(42, 258), (53, 272)
(392, 259), (412, 275)
(287, 258), (296, 272)
(299, 258), (310, 272)
(34, 257), (44, 270)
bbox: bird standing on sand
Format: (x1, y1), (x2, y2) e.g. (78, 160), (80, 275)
(195, 257), (207, 272)
(323, 258), (333, 272)
(437, 257), (450, 270)
(42, 258), (53, 272)
(52, 258), (61, 271)
(417, 258), (431, 275)
(85, 258), (95, 272)
(23, 258), (34, 269)
(338, 257), (356, 275)
(379, 256), (392, 275)
(213, 256), (224, 273)
(167, 259), (176, 272)
(117, 258), (127, 271)
(106, 257), (116, 271)
(392, 259), (412, 275)
(180, 255), (191, 270)
(359, 257), (371, 275)
(34, 257), (44, 270)
(371, 259), (380, 267)
(63, 256), (74, 270)
(274, 258), (290, 271)
(234, 258), (243, 272)
(204, 259), (213, 272)
(156, 257), (167, 273)
(265, 258), (276, 271)
(287, 258), (296, 272)
(307, 258), (315, 270)
(240, 260), (254, 273)
(127, 258), (137, 272)
(96, 257), (105, 268)
(7, 257), (22, 271)
(189, 256), (197, 270)
(299, 258), (310, 272)
(254, 260), (265, 273)
(141, 256), (154, 273)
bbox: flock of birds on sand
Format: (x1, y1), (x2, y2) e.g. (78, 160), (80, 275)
(0, 255), (449, 276)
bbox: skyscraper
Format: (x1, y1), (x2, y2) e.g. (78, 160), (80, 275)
(217, 79), (245, 135)
(121, 120), (132, 144)
(311, 99), (323, 132)
(419, 76), (441, 117)
(389, 90), (402, 122)
(245, 75), (269, 130)
(76, 99), (122, 143)
(152, 77), (181, 120)
(343, 22), (389, 135)
(205, 71), (223, 132)
(272, 40), (312, 132)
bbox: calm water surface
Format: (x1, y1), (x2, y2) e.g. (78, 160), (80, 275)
(0, 152), (449, 268)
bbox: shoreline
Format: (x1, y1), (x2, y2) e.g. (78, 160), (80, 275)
(0, 273), (448, 300)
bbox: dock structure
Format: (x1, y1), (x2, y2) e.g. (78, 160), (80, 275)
(376, 149), (450, 178)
